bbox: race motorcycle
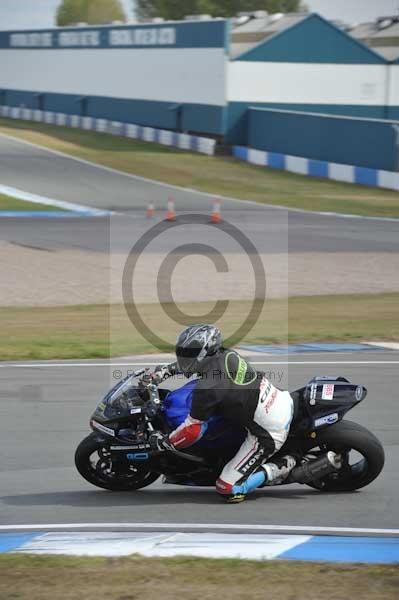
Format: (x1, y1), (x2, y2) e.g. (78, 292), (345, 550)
(75, 369), (385, 493)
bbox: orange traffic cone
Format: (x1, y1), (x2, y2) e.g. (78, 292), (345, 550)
(166, 197), (176, 221)
(146, 202), (155, 218)
(210, 200), (222, 224)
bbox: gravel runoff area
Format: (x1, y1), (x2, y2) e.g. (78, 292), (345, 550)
(1, 241), (399, 306)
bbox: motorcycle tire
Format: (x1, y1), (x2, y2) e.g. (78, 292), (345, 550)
(305, 420), (384, 492)
(75, 433), (160, 491)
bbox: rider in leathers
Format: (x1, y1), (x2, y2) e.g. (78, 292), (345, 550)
(147, 324), (296, 503)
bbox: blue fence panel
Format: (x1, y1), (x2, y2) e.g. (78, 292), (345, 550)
(0, 89), (225, 136)
(225, 102), (387, 145)
(308, 159), (329, 178)
(248, 108), (398, 171)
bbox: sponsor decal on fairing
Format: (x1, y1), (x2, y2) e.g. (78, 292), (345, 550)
(126, 453), (149, 461)
(321, 383), (335, 400)
(110, 444), (151, 450)
(314, 413), (339, 428)
(309, 383), (317, 405)
(91, 420), (115, 436)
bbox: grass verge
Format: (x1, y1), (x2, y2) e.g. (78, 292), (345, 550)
(0, 193), (63, 212)
(0, 293), (398, 360)
(0, 554), (398, 600)
(0, 118), (398, 218)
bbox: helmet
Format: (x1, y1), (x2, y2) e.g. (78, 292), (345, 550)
(175, 324), (222, 376)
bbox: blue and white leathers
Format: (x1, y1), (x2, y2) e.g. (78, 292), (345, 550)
(216, 379), (294, 496)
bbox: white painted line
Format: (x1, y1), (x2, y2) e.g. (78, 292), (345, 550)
(0, 360), (399, 369)
(1, 131), (398, 223)
(0, 183), (110, 216)
(1, 523), (399, 536)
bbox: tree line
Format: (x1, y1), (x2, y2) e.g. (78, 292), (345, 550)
(56, 0), (305, 26)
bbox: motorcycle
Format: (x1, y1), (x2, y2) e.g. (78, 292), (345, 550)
(75, 369), (385, 493)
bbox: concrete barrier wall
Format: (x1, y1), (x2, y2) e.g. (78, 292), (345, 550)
(247, 108), (399, 171)
(233, 145), (399, 193)
(0, 105), (217, 156)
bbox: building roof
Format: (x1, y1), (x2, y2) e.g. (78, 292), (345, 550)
(348, 16), (399, 62)
(350, 22), (377, 40)
(231, 13), (386, 64)
(351, 18), (399, 38)
(372, 20), (399, 39)
(372, 46), (399, 61)
(233, 13), (307, 36)
(231, 13), (307, 49)
(230, 42), (256, 59)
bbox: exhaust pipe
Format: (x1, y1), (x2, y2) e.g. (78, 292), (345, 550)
(290, 451), (341, 484)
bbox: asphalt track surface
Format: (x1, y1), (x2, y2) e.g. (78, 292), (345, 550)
(1, 133), (399, 255)
(0, 352), (398, 529)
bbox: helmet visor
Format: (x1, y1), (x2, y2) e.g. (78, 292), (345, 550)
(176, 342), (202, 375)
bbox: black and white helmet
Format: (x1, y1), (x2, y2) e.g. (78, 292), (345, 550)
(175, 324), (222, 376)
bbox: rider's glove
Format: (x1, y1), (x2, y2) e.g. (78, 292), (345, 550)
(139, 365), (170, 387)
(149, 432), (173, 452)
(138, 368), (154, 388)
(152, 364), (171, 384)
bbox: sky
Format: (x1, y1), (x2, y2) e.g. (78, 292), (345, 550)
(0, 0), (398, 30)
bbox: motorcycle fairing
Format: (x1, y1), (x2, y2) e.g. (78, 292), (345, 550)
(162, 380), (246, 451)
(91, 379), (146, 425)
(303, 376), (367, 428)
(162, 379), (198, 430)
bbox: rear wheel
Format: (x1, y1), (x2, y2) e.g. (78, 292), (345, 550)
(75, 433), (160, 491)
(305, 420), (384, 492)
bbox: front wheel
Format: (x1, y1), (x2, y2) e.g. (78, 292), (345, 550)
(75, 433), (160, 491)
(305, 420), (384, 492)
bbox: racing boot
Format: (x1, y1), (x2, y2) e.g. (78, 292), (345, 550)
(262, 455), (296, 485)
(225, 492), (246, 504)
(221, 471), (267, 504)
(221, 456), (297, 501)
